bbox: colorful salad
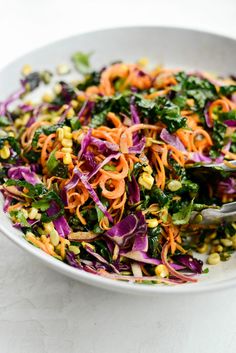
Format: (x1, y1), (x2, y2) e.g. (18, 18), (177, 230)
(0, 53), (236, 285)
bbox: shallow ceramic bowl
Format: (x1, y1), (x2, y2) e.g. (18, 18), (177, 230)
(1, 26), (236, 295)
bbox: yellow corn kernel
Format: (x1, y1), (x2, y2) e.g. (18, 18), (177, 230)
(66, 108), (75, 118)
(21, 209), (29, 219)
(0, 145), (10, 159)
(42, 93), (53, 103)
(61, 147), (73, 153)
(21, 64), (32, 76)
(168, 180), (182, 192)
(56, 63), (70, 75)
(61, 139), (73, 147)
(26, 231), (35, 238)
(146, 218), (159, 228)
(14, 118), (23, 128)
(44, 222), (54, 233)
(63, 238), (70, 246)
(28, 207), (38, 220)
(51, 116), (60, 124)
(138, 172), (154, 190)
(71, 100), (79, 109)
(56, 244), (61, 252)
(8, 131), (15, 137)
(77, 94), (86, 102)
(63, 153), (72, 165)
(64, 131), (73, 139)
(207, 253), (220, 265)
(69, 245), (80, 255)
(56, 128), (64, 141)
(22, 113), (30, 125)
(40, 234), (48, 244)
(196, 243), (208, 254)
(72, 130), (83, 142)
(155, 264), (169, 278)
(54, 83), (62, 95)
(35, 213), (42, 220)
(50, 229), (60, 246)
(143, 165), (153, 174)
(63, 126), (71, 133)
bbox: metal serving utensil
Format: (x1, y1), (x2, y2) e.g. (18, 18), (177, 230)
(190, 202), (236, 226)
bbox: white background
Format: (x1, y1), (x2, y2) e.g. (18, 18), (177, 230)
(0, 0), (236, 352)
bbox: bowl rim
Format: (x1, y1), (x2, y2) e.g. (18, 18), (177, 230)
(1, 25), (236, 295)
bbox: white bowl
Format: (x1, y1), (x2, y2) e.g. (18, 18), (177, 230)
(1, 26), (236, 295)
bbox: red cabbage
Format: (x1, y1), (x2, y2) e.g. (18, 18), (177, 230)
(132, 211), (148, 252)
(189, 152), (212, 163)
(0, 72), (41, 116)
(78, 100), (95, 125)
(3, 194), (12, 212)
(8, 166), (40, 185)
(223, 139), (232, 152)
(65, 153), (121, 199)
(90, 136), (119, 154)
(127, 175), (140, 204)
(120, 250), (161, 265)
(83, 151), (97, 171)
(47, 202), (71, 237)
(224, 120), (236, 127)
(78, 129), (92, 159)
(83, 243), (119, 274)
(218, 177), (236, 194)
(87, 152), (121, 180)
(172, 254), (203, 274)
(160, 128), (186, 152)
(78, 100), (89, 120)
(106, 213), (138, 246)
(19, 103), (34, 113)
(26, 104), (46, 127)
(0, 86), (25, 116)
(71, 167), (113, 222)
(204, 101), (213, 128)
(106, 211), (148, 252)
(161, 242), (197, 283)
(130, 96), (140, 125)
(128, 136), (146, 154)
(66, 251), (83, 269)
(78, 128), (119, 158)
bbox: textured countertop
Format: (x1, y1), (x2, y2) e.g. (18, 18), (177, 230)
(1, 1), (236, 352)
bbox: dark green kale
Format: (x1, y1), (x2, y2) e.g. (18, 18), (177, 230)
(211, 120), (227, 150)
(90, 93), (130, 128)
(32, 123), (63, 148)
(5, 180), (64, 222)
(135, 95), (186, 132)
(46, 150), (68, 179)
(77, 71), (101, 91)
(174, 72), (218, 109)
(150, 185), (170, 207)
(219, 85), (236, 96)
(148, 225), (162, 258)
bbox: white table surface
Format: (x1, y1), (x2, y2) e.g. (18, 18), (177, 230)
(1, 1), (236, 352)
